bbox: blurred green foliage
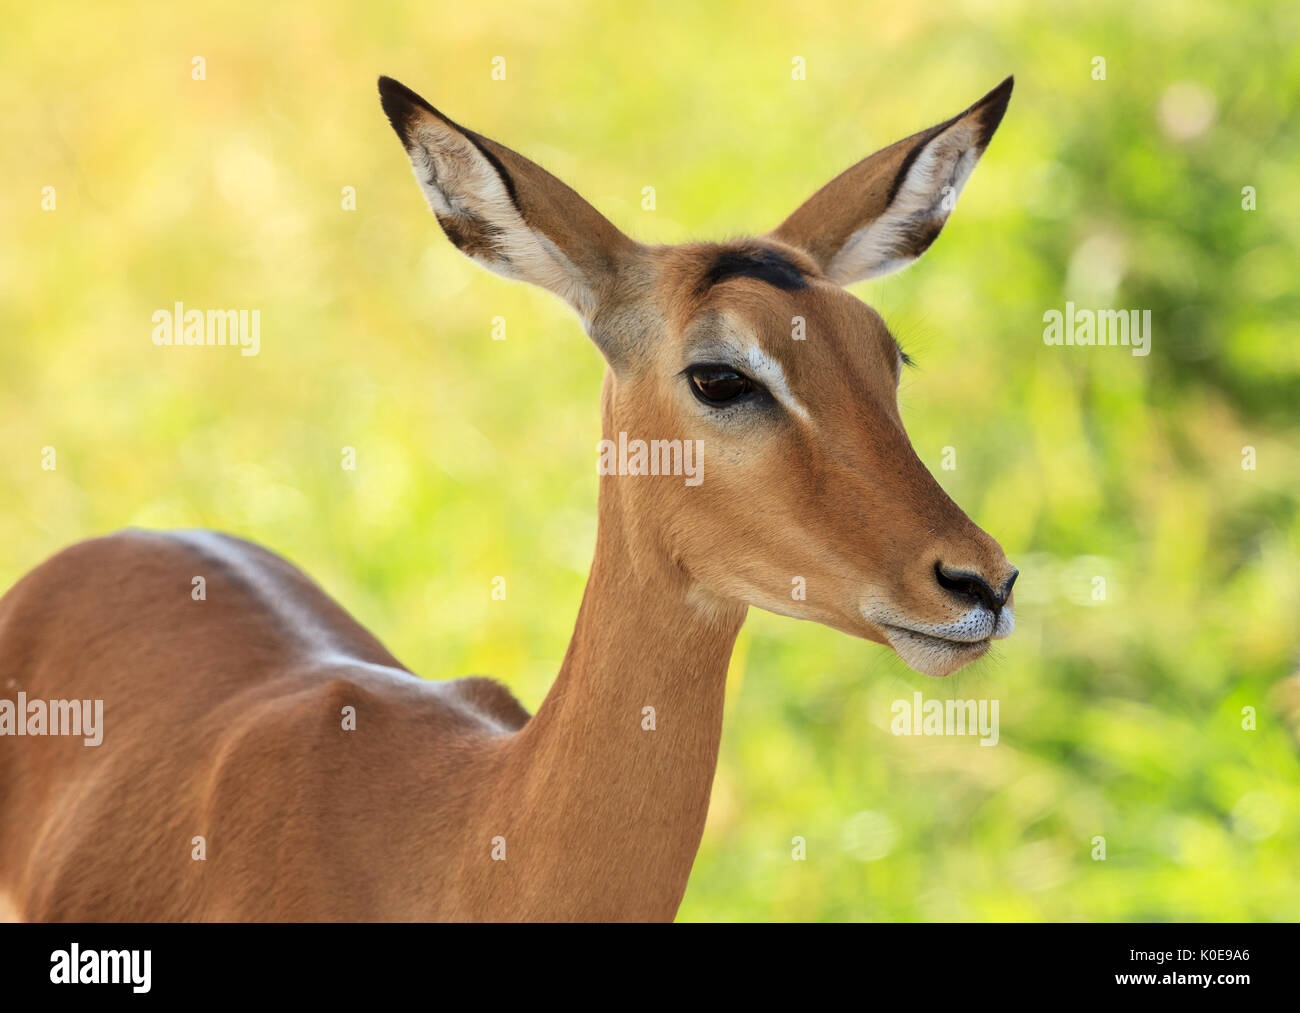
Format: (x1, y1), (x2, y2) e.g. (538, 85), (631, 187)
(2, 0), (1297, 920)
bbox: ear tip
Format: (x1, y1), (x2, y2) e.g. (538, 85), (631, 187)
(985, 74), (1015, 109)
(973, 74), (1014, 146)
(378, 75), (439, 139)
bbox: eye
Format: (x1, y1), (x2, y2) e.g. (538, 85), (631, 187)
(686, 364), (756, 406)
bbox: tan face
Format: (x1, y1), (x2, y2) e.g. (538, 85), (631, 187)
(600, 241), (1017, 676)
(379, 72), (1019, 676)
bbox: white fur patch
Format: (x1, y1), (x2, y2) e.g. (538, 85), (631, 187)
(744, 344), (810, 421)
(862, 601), (1014, 678)
(403, 120), (594, 321)
(865, 600), (1014, 641)
(705, 311), (811, 421)
(825, 124), (982, 285)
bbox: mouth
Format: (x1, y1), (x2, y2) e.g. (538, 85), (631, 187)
(873, 610), (1013, 678)
(881, 624), (992, 668)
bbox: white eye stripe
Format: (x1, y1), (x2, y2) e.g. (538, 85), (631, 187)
(744, 345), (810, 421)
(703, 311), (811, 421)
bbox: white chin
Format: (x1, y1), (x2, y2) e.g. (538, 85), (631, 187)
(883, 627), (991, 678)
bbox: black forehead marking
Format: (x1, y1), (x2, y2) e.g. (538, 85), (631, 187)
(701, 247), (809, 294)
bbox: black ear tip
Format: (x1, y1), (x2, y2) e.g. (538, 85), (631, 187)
(377, 75), (439, 139)
(986, 74), (1014, 109)
(974, 74), (1014, 146)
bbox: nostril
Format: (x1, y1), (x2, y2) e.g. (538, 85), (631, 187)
(934, 562), (1003, 612)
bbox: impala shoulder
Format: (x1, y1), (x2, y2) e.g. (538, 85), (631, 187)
(315, 668), (532, 736)
(245, 669), (529, 744)
(443, 675), (531, 731)
(200, 674), (392, 797)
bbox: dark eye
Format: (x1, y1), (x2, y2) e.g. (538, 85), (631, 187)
(687, 364), (756, 406)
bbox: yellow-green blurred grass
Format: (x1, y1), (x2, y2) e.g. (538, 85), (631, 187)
(1, 0), (1298, 920)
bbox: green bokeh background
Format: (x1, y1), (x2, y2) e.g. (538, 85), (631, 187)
(3, 1), (1297, 920)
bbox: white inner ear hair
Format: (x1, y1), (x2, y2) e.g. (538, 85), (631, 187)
(827, 122), (982, 285)
(405, 120), (595, 320)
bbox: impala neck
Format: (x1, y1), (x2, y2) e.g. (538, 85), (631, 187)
(503, 471), (746, 920)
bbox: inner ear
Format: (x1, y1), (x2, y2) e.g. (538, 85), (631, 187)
(835, 118), (985, 281)
(771, 76), (1013, 285)
(378, 76), (638, 351)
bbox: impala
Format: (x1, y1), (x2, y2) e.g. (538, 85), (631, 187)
(0, 74), (1017, 922)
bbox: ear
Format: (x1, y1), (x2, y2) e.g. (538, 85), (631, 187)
(771, 76), (1013, 285)
(378, 76), (636, 329)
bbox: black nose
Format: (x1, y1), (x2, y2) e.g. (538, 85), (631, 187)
(934, 562), (1017, 613)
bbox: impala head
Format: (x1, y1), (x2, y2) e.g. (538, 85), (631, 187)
(380, 75), (1018, 677)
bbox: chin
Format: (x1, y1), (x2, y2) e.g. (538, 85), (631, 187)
(883, 627), (993, 678)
